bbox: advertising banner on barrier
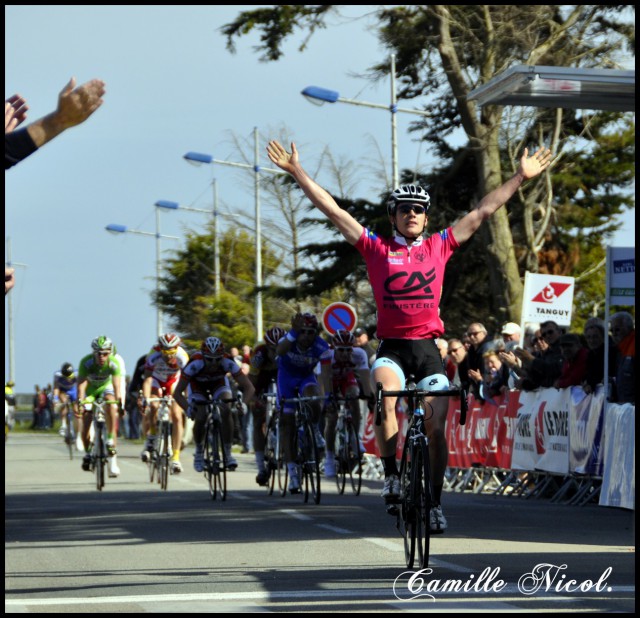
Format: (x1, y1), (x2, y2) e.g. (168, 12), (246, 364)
(510, 390), (541, 470)
(569, 385), (605, 475)
(535, 387), (570, 474)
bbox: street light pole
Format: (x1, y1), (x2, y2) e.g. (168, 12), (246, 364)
(5, 237), (28, 384)
(183, 134), (287, 342)
(105, 221), (180, 338)
(301, 53), (430, 188)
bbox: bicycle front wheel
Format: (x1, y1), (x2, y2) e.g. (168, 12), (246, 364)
(399, 443), (416, 568)
(302, 420), (321, 505)
(346, 422), (363, 496)
(415, 440), (432, 569)
(95, 426), (106, 491)
(66, 409), (74, 460)
(334, 428), (347, 495)
(276, 426), (288, 497)
(158, 424), (170, 491)
(205, 419), (227, 501)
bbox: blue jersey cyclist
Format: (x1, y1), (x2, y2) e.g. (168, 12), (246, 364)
(52, 362), (78, 439)
(276, 312), (332, 494)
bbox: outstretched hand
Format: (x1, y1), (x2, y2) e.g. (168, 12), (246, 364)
(5, 95), (29, 133)
(518, 146), (553, 180)
(55, 77), (106, 130)
(266, 140), (298, 173)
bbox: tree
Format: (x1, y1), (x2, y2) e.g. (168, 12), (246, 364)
(221, 5), (635, 333)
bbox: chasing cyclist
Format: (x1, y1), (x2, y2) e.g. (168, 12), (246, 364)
(52, 362), (79, 446)
(276, 312), (332, 494)
(322, 329), (371, 478)
(249, 326), (286, 487)
(267, 138), (552, 529)
(173, 336), (255, 474)
(77, 336), (124, 477)
(140, 333), (190, 474)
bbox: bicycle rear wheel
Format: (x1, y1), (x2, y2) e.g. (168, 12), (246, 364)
(302, 420), (321, 504)
(277, 424), (288, 497)
(346, 422), (363, 496)
(205, 419), (227, 501)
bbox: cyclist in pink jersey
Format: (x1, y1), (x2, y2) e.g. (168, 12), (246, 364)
(267, 139), (552, 530)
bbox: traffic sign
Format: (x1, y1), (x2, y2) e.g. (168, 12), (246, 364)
(321, 302), (357, 335)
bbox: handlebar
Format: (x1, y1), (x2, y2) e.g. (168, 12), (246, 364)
(375, 382), (468, 427)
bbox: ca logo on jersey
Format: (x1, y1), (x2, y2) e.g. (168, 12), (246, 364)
(383, 269), (436, 300)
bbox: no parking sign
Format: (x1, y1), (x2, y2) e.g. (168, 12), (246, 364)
(321, 302), (357, 335)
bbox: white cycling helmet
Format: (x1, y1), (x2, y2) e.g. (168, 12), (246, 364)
(387, 184), (431, 216)
(91, 335), (113, 353)
(158, 332), (181, 350)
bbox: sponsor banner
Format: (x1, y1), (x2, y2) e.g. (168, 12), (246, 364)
(607, 246), (635, 306)
(534, 387), (570, 474)
(510, 390), (542, 471)
(521, 272), (575, 326)
(599, 403), (635, 510)
(568, 385), (605, 475)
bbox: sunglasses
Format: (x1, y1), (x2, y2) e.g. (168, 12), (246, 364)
(466, 331), (482, 337)
(96, 351), (111, 357)
(534, 336), (545, 342)
(300, 328), (317, 335)
(449, 346), (463, 353)
(542, 329), (557, 337)
(335, 346), (352, 352)
(397, 204), (426, 215)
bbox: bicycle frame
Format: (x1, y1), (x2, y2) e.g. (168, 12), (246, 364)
(80, 398), (115, 492)
(332, 394), (363, 496)
(146, 396), (173, 490)
(262, 386), (284, 496)
(280, 395), (324, 504)
(376, 380), (467, 569)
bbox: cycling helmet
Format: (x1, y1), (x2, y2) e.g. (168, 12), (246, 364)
(264, 327), (286, 346)
(61, 362), (75, 377)
(387, 184), (431, 216)
(91, 335), (113, 353)
(158, 333), (181, 350)
(201, 336), (224, 358)
(299, 312), (319, 330)
(332, 329), (355, 347)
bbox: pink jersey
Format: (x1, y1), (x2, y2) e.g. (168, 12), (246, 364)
(355, 227), (459, 339)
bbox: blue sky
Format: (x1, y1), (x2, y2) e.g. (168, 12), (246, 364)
(5, 6), (635, 392)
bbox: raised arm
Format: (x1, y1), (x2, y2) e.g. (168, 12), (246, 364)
(266, 140), (363, 245)
(452, 147), (553, 245)
(25, 77), (106, 148)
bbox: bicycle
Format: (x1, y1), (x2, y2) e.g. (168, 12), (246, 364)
(376, 377), (467, 569)
(79, 397), (116, 492)
(202, 393), (239, 501)
(332, 394), (364, 496)
(262, 384), (285, 496)
(56, 398), (77, 460)
(280, 395), (324, 504)
(145, 395), (174, 490)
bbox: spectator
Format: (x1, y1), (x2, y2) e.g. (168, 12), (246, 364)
(523, 322), (541, 354)
(609, 311), (635, 404)
(436, 338), (456, 384)
(447, 338), (469, 390)
(555, 333), (589, 388)
(478, 350), (510, 401)
(582, 318), (616, 395)
(499, 322), (521, 351)
(5, 77), (106, 294)
(353, 327), (376, 367)
(5, 77), (106, 170)
(465, 322), (492, 398)
(515, 320), (564, 390)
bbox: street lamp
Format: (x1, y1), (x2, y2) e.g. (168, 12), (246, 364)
(301, 54), (431, 188)
(105, 209), (180, 337)
(5, 237), (27, 384)
(183, 127), (288, 341)
(156, 188), (243, 298)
